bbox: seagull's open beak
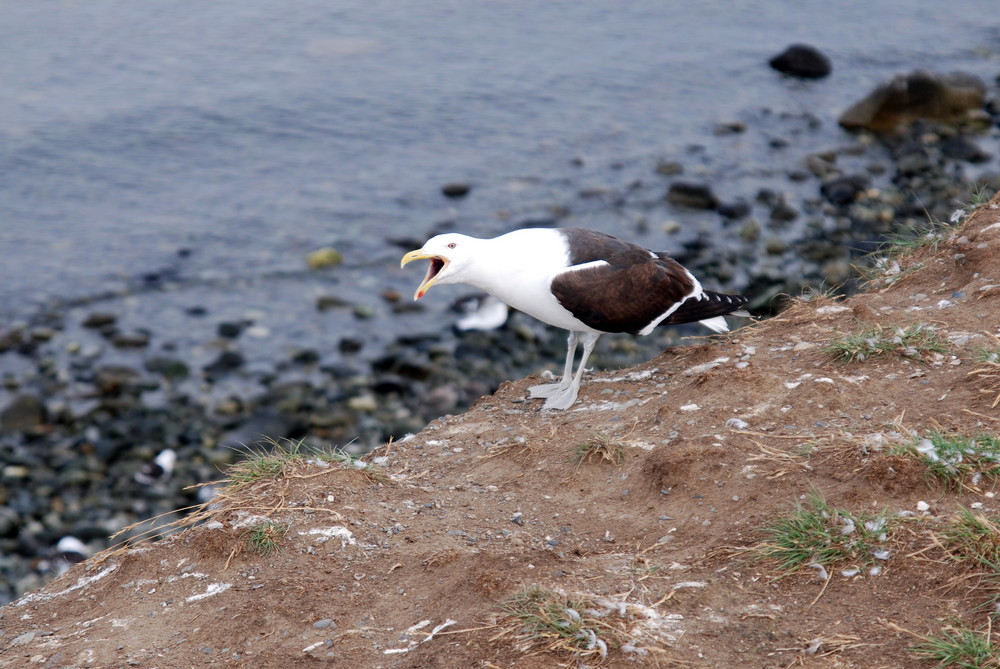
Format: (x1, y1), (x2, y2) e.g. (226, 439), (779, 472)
(400, 250), (450, 300)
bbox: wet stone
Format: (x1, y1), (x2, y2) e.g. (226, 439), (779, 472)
(820, 174), (870, 206)
(1, 394), (46, 430)
(718, 198), (751, 219)
(82, 312), (118, 329)
(654, 160), (684, 176)
(666, 181), (718, 210)
(111, 331), (151, 348)
(769, 43), (832, 79)
(217, 322), (244, 339)
(441, 183), (472, 198)
(203, 351), (245, 377)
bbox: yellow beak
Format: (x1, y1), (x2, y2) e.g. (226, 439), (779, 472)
(400, 250), (449, 300)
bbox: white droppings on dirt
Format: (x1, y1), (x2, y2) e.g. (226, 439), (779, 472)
(815, 305), (851, 315)
(384, 618), (457, 654)
(683, 357), (730, 377)
(629, 441), (657, 451)
(578, 398), (644, 412)
(15, 564), (119, 607)
(299, 526), (356, 547)
(230, 512), (272, 529)
(814, 377), (835, 384)
(186, 582), (231, 602)
(603, 368), (657, 382)
(726, 418), (749, 429)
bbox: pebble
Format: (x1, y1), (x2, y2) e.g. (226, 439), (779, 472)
(441, 183), (471, 198)
(306, 247), (344, 269)
(666, 181), (718, 210)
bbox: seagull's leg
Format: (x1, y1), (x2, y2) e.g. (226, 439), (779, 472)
(529, 331), (578, 399)
(542, 332), (600, 410)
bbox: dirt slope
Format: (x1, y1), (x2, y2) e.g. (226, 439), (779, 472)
(2, 197), (1000, 668)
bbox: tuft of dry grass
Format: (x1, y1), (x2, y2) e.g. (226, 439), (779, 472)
(969, 361), (1000, 409)
(93, 437), (379, 562)
(492, 586), (652, 663)
(572, 433), (626, 466)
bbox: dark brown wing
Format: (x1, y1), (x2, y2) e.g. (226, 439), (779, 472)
(550, 229), (696, 334)
(650, 250), (749, 325)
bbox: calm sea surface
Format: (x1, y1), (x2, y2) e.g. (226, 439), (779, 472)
(0, 1), (998, 365)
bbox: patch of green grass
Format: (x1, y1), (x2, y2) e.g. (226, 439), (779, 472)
(226, 438), (309, 488)
(245, 519), (287, 557)
(756, 490), (893, 577)
(824, 323), (948, 364)
(895, 432), (1000, 487)
(962, 183), (994, 210)
(941, 508), (1000, 572)
(974, 347), (1000, 364)
(938, 508), (1000, 614)
(327, 448), (390, 482)
(572, 433), (626, 466)
(859, 215), (953, 286)
(500, 586), (642, 661)
(911, 621), (999, 669)
(225, 438), (385, 488)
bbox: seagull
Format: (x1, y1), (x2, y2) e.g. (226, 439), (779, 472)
(401, 227), (750, 409)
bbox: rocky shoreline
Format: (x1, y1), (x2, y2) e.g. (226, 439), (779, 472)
(2, 59), (1000, 603)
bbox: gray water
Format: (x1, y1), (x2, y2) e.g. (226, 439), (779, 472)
(1, 1), (998, 369)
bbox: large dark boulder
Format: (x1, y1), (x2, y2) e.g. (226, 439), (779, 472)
(769, 44), (832, 79)
(839, 70), (986, 131)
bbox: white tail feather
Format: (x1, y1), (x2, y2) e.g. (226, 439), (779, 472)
(698, 316), (729, 333)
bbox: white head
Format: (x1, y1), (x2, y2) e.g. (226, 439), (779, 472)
(400, 233), (479, 300)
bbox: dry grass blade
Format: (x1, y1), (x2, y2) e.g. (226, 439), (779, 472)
(968, 361), (1000, 408)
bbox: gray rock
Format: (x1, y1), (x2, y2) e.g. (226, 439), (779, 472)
(1, 394), (46, 430)
(666, 181), (718, 210)
(820, 174), (870, 206)
(940, 136), (991, 163)
(441, 183), (471, 198)
(82, 312), (117, 329)
(655, 160), (684, 176)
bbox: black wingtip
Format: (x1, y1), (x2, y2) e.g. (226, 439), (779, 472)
(662, 290), (751, 326)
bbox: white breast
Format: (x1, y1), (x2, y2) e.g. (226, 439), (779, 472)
(462, 229), (600, 333)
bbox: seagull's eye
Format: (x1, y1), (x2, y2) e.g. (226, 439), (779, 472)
(447, 242), (457, 249)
